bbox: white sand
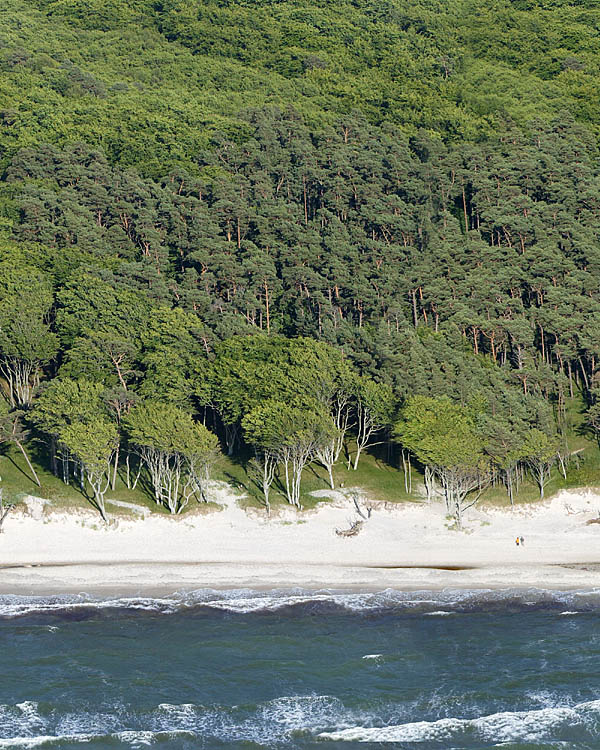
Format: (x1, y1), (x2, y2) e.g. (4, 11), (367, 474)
(2, 483), (600, 593)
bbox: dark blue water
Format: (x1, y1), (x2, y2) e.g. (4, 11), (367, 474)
(1, 588), (600, 749)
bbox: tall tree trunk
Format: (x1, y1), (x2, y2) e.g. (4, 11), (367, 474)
(264, 280), (270, 334)
(112, 443), (119, 490)
(326, 462), (334, 490)
(50, 436), (58, 477)
(15, 440), (41, 487)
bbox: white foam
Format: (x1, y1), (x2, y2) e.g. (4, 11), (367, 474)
(6, 696), (596, 748)
(16, 702), (44, 728)
(115, 730), (160, 746)
(0, 701), (47, 739)
(0, 595), (182, 618)
(362, 654), (382, 660)
(203, 593), (334, 613)
(0, 735), (92, 749)
(0, 730), (194, 748)
(264, 695), (344, 729)
(156, 703), (199, 730)
(153, 695), (353, 744)
(1, 586), (598, 619)
(319, 699), (600, 743)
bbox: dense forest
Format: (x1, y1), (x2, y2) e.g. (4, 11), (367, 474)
(1, 0), (600, 523)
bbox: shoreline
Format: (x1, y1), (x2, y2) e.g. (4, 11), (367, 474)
(3, 485), (600, 594)
(3, 561), (600, 596)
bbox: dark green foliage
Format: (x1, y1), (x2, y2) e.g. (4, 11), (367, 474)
(1, 0), (600, 510)
(7, 112), (599, 406)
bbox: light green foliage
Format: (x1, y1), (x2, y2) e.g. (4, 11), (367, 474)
(395, 396), (485, 471)
(126, 401), (219, 512)
(31, 378), (105, 437)
(61, 419), (118, 476)
(395, 395), (489, 524)
(55, 271), (152, 347)
(30, 377), (116, 503)
(138, 307), (212, 406)
(60, 330), (139, 389)
(61, 418), (118, 520)
(126, 401), (215, 455)
(243, 400), (330, 454)
(2, 0), (600, 180)
(521, 429), (560, 466)
(243, 400), (332, 506)
(208, 334), (353, 455)
(352, 376), (395, 470)
(0, 260), (58, 405)
(521, 428), (560, 499)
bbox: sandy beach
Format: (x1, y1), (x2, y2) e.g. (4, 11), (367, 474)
(2, 484), (600, 593)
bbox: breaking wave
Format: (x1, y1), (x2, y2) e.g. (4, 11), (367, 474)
(2, 695), (600, 748)
(0, 695), (356, 747)
(1, 586), (600, 619)
(318, 699), (600, 744)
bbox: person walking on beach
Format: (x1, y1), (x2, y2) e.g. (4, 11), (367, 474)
(515, 536), (520, 546)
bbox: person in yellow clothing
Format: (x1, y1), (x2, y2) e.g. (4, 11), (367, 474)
(515, 536), (520, 546)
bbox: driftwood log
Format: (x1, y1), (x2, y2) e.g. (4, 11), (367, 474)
(335, 519), (364, 537)
(335, 494), (373, 537)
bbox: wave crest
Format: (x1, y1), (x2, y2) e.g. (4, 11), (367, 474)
(319, 699), (600, 743)
(1, 586), (600, 619)
(2, 695), (600, 747)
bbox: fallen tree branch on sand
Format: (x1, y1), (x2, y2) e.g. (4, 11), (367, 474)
(335, 494), (373, 537)
(352, 493), (372, 519)
(335, 519), (364, 537)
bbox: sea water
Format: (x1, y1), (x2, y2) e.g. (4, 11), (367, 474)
(1, 588), (600, 749)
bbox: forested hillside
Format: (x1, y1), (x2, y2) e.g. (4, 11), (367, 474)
(2, 0), (600, 175)
(1, 0), (600, 521)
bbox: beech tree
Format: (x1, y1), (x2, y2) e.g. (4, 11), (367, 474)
(125, 402), (219, 513)
(246, 452), (278, 513)
(138, 307), (212, 407)
(315, 424), (343, 490)
(0, 264), (58, 407)
(351, 377), (395, 470)
(61, 419), (118, 522)
(31, 378), (106, 482)
(243, 401), (331, 508)
(0, 405), (41, 487)
(396, 396), (491, 527)
(482, 417), (527, 506)
(522, 429), (559, 499)
(103, 386), (137, 490)
(208, 335), (355, 462)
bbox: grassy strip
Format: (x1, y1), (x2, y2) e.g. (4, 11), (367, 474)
(2, 397), (599, 517)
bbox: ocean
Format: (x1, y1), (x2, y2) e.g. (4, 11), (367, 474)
(1, 587), (599, 749)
